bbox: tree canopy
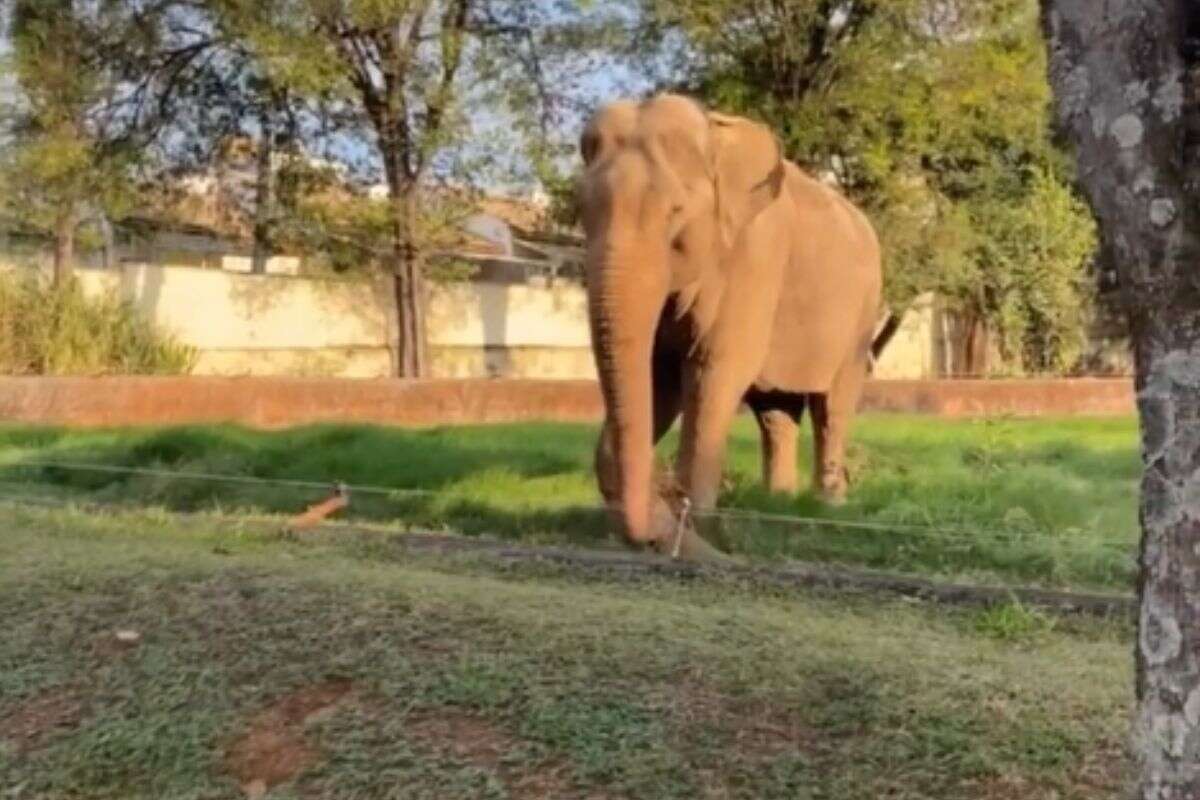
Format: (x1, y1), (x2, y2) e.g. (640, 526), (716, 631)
(0, 0), (1101, 375)
(636, 0), (1097, 373)
(0, 0), (142, 281)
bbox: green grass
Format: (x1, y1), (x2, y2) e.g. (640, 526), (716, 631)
(0, 414), (1141, 589)
(0, 504), (1132, 799)
(0, 273), (196, 375)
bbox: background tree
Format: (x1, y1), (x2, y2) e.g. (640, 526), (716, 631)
(635, 0), (1096, 374)
(0, 0), (229, 281)
(103, 0), (321, 274)
(1043, 0), (1200, 795)
(269, 154), (476, 282)
(202, 0), (586, 376)
(0, 0), (138, 283)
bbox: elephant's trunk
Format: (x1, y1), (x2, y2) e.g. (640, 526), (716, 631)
(587, 241), (670, 545)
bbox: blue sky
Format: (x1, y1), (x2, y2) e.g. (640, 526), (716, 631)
(0, 1), (665, 196)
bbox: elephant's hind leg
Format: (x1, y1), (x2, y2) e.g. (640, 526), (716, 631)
(747, 389), (806, 494)
(809, 359), (868, 504)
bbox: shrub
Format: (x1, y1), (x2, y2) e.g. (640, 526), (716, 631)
(0, 271), (196, 375)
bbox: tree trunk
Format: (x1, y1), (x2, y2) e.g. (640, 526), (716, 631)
(1043, 1), (1200, 795)
(963, 316), (979, 377)
(391, 182), (427, 378)
(251, 115), (274, 275)
(98, 212), (115, 270)
(52, 209), (76, 287)
(960, 312), (988, 377)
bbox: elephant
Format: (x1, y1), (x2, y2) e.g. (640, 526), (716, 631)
(578, 93), (887, 553)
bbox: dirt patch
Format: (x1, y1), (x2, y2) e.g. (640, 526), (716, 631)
(667, 668), (825, 764)
(726, 713), (824, 761)
(405, 710), (602, 799)
(0, 688), (85, 755)
(225, 679), (354, 796)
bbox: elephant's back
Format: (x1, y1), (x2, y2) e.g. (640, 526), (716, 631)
(756, 163), (882, 393)
(782, 164), (880, 275)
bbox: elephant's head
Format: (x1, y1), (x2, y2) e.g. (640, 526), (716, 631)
(578, 94), (785, 544)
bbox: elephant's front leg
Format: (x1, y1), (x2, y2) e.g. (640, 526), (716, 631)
(677, 361), (757, 511)
(594, 367), (683, 544)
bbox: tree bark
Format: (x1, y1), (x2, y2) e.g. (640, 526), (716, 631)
(251, 114), (274, 275)
(1043, 1), (1200, 795)
(390, 180), (427, 378)
(52, 209), (76, 287)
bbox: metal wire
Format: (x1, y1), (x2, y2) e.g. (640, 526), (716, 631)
(10, 460), (435, 497)
(1, 459), (1136, 555)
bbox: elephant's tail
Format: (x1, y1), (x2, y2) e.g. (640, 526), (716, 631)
(870, 311), (901, 363)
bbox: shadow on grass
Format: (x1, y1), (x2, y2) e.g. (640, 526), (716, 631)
(0, 418), (1141, 589)
(0, 422), (594, 493)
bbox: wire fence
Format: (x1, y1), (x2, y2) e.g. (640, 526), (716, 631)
(1, 459), (1137, 559)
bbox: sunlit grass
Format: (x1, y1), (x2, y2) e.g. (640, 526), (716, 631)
(0, 414), (1140, 588)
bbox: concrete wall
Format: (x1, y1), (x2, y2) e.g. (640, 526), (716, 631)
(426, 281), (595, 379)
(77, 265), (397, 378)
(872, 293), (940, 380)
(73, 263), (599, 379)
(67, 263), (946, 380)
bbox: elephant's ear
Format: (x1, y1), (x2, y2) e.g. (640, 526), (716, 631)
(707, 113), (786, 250)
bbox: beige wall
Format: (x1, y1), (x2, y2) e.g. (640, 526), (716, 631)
(426, 281), (594, 378)
(70, 263), (942, 380)
(78, 265), (397, 378)
(872, 293), (940, 380)
(74, 263), (598, 379)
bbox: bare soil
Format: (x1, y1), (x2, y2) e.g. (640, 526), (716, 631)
(405, 709), (611, 800)
(224, 679), (354, 796)
(0, 688), (86, 755)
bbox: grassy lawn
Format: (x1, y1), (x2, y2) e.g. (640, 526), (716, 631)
(0, 504), (1132, 799)
(0, 415), (1140, 589)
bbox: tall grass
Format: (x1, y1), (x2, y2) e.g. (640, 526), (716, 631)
(0, 416), (1142, 589)
(0, 271), (195, 375)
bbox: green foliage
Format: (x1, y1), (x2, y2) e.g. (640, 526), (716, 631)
(974, 601), (1057, 641)
(0, 1), (141, 265)
(272, 158), (478, 282)
(0, 272), (195, 375)
(641, 0), (1098, 372)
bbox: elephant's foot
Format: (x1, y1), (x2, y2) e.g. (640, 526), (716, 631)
(815, 466), (850, 506)
(624, 469), (731, 563)
(650, 523), (729, 562)
(765, 474), (799, 495)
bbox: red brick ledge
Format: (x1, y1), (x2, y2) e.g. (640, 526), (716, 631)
(858, 378), (1135, 418)
(0, 376), (1134, 429)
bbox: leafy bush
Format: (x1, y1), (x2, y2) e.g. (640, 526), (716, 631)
(0, 271), (195, 375)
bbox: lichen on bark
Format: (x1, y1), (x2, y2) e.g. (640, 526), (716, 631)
(1042, 0), (1200, 796)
